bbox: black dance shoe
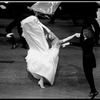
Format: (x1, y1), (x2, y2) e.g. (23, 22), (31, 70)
(89, 91), (99, 99)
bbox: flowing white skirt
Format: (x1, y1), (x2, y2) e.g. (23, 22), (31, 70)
(26, 47), (59, 85)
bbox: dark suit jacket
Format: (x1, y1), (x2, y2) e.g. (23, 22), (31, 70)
(4, 2), (34, 19)
(81, 37), (96, 68)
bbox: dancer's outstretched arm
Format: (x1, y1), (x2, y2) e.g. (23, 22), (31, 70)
(55, 33), (80, 47)
(57, 33), (80, 44)
(62, 33), (80, 43)
(61, 33), (80, 47)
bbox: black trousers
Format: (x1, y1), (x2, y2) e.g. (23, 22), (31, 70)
(83, 67), (96, 92)
(6, 17), (27, 46)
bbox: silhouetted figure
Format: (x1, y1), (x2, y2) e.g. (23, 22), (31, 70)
(80, 24), (99, 99)
(48, 2), (77, 25)
(5, 2), (33, 49)
(81, 2), (100, 46)
(21, 9), (80, 88)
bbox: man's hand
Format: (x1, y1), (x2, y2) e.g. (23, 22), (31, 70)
(6, 33), (13, 38)
(62, 42), (70, 48)
(0, 5), (6, 9)
(27, 6), (32, 11)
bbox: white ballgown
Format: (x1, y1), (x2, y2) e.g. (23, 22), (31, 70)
(21, 15), (59, 85)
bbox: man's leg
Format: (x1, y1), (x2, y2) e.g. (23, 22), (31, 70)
(83, 67), (98, 96)
(17, 22), (28, 49)
(6, 19), (18, 49)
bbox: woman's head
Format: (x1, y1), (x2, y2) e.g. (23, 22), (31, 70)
(83, 28), (93, 39)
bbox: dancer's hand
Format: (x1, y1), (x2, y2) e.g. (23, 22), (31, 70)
(75, 33), (80, 38)
(6, 33), (13, 38)
(62, 42), (70, 48)
(0, 5), (6, 9)
(27, 6), (32, 11)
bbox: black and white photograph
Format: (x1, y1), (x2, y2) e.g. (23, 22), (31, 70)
(0, 1), (100, 99)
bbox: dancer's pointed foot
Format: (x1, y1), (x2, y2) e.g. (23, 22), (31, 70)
(38, 78), (45, 88)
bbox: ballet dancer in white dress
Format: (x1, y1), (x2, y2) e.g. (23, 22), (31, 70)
(21, 12), (80, 88)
